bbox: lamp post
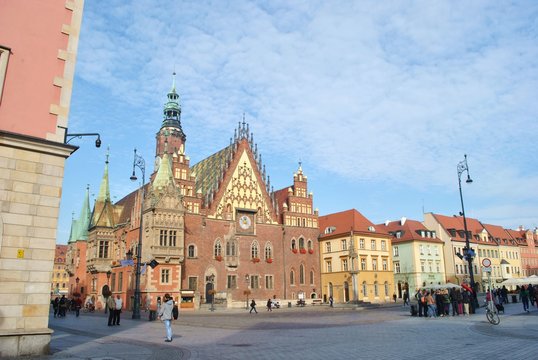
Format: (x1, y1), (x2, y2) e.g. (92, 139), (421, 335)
(457, 154), (477, 306)
(59, 126), (102, 148)
(130, 148), (145, 320)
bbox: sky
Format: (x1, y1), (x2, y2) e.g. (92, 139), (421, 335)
(58, 0), (538, 244)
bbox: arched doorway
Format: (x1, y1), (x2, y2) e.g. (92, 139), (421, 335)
(205, 281), (214, 304)
(343, 282), (349, 302)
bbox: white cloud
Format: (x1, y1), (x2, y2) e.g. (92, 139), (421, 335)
(58, 0), (538, 241)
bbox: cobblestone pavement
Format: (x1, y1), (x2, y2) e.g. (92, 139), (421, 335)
(20, 301), (538, 360)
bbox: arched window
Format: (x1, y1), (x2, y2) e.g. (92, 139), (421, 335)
(290, 270), (295, 285)
(374, 281), (379, 297)
(291, 239), (296, 250)
(298, 237), (305, 250)
(384, 281), (389, 296)
(188, 245), (196, 258)
(362, 281), (368, 297)
(226, 239), (237, 256)
(264, 243), (272, 260)
(251, 241), (259, 259)
(307, 240), (313, 250)
(309, 270), (314, 285)
(214, 239), (222, 257)
(299, 264), (305, 284)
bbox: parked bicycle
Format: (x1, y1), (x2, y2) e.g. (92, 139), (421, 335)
(485, 299), (500, 325)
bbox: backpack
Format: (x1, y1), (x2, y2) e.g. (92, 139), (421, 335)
(172, 305), (179, 320)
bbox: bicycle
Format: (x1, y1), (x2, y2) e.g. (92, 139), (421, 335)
(82, 303), (95, 313)
(485, 300), (500, 325)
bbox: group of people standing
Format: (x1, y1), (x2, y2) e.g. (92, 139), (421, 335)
(51, 295), (82, 318)
(415, 287), (473, 318)
(490, 284), (538, 313)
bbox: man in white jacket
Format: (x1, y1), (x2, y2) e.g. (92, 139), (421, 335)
(158, 293), (174, 342)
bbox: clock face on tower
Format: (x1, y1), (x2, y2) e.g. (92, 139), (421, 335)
(237, 212), (254, 234)
(239, 215), (252, 230)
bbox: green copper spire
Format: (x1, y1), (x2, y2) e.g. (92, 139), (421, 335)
(68, 185), (92, 243)
(161, 72), (186, 140)
(97, 148), (111, 202)
(77, 185), (91, 240)
(152, 142), (174, 191)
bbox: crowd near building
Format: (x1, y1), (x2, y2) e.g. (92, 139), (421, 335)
(62, 79), (538, 314)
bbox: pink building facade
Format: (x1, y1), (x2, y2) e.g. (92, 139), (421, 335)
(0, 0), (84, 356)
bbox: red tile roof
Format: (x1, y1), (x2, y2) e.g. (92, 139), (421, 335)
(430, 213), (481, 243)
(481, 223), (514, 246)
(377, 218), (443, 244)
(319, 209), (387, 237)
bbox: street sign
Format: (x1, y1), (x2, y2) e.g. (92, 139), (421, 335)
(482, 258), (491, 267)
(482, 266), (492, 273)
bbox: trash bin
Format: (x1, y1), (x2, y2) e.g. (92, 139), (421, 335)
(149, 310), (157, 321)
(288, 302), (292, 308)
(511, 295), (518, 303)
(410, 305), (417, 316)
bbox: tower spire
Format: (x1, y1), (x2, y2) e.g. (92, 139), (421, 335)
(97, 148), (111, 202)
(161, 72), (185, 140)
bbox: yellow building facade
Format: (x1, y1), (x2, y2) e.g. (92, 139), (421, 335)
(319, 209), (394, 304)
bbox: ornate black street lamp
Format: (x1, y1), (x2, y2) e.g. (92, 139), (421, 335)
(457, 155), (477, 304)
(130, 148), (145, 320)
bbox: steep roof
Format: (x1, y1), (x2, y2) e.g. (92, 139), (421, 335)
(429, 213), (480, 243)
(482, 223), (513, 246)
(319, 209), (386, 238)
(191, 144), (233, 196)
(377, 218), (443, 244)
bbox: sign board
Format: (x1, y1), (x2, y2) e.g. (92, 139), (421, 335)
(17, 249), (24, 258)
(481, 258), (491, 267)
(482, 266), (492, 273)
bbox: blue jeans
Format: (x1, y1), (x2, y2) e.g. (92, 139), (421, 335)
(428, 304), (437, 317)
(164, 319), (172, 340)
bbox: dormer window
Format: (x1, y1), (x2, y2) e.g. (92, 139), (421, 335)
(368, 226), (375, 232)
(396, 231), (402, 239)
(324, 226), (336, 234)
(420, 230), (425, 238)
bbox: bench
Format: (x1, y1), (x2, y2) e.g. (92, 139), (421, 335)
(311, 299), (323, 306)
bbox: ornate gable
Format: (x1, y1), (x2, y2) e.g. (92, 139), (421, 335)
(213, 148), (276, 223)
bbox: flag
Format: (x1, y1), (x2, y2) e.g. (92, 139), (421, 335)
(141, 262), (147, 275)
(120, 259), (134, 267)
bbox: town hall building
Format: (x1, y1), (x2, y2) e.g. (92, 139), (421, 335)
(66, 76), (321, 310)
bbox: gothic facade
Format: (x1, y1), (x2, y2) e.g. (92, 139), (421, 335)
(67, 77), (321, 310)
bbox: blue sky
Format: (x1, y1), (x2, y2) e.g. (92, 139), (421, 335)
(58, 0), (538, 244)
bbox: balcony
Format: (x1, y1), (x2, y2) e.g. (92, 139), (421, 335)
(151, 245), (183, 258)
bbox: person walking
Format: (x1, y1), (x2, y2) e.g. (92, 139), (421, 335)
(266, 299), (272, 311)
(113, 294), (123, 325)
(403, 290), (409, 306)
(158, 293), (174, 342)
(329, 295), (334, 308)
(58, 295), (67, 317)
(249, 299), (257, 314)
(106, 295), (115, 326)
(52, 297), (59, 318)
(521, 285), (530, 313)
(462, 289), (470, 316)
(74, 296), (82, 317)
